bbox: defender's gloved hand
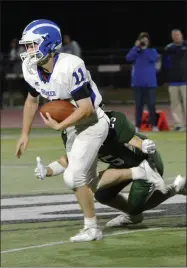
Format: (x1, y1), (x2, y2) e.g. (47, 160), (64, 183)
(34, 156), (47, 180)
(142, 139), (156, 154)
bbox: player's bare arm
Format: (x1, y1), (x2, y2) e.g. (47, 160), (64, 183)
(22, 93), (39, 134)
(16, 93), (39, 158)
(128, 135), (142, 150)
(128, 135), (156, 154)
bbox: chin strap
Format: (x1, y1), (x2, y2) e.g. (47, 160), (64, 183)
(37, 53), (51, 66)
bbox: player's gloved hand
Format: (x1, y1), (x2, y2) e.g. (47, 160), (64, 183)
(34, 156), (47, 180)
(142, 139), (156, 154)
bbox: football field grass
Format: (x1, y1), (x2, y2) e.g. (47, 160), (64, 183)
(1, 129), (186, 266)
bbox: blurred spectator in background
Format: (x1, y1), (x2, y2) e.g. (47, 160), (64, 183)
(62, 34), (82, 58)
(126, 32), (159, 132)
(162, 29), (187, 131)
(0, 53), (5, 109)
(9, 38), (24, 73)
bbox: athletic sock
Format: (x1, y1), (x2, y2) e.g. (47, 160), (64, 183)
(84, 216), (97, 229)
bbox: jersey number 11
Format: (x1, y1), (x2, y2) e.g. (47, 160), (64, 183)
(73, 68), (85, 85)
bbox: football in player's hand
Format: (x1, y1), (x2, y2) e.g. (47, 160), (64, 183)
(40, 100), (75, 123)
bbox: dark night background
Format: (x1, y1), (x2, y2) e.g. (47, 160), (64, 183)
(1, 1), (187, 53)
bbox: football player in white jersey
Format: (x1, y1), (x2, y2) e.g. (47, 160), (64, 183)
(15, 19), (110, 242)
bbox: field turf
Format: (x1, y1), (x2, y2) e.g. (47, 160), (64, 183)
(1, 129), (186, 267)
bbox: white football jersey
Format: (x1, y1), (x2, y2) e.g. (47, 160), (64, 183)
(22, 53), (103, 111)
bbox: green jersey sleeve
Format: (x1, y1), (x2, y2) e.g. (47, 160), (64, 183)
(109, 111), (136, 143)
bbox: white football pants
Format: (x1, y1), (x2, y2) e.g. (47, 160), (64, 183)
(63, 113), (109, 189)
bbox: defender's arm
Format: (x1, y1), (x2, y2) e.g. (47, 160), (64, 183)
(129, 135), (156, 154)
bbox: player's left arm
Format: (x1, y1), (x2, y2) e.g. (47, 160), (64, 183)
(128, 136), (156, 154)
(56, 64), (95, 130)
(116, 117), (146, 151)
(114, 112), (155, 154)
(128, 135), (142, 150)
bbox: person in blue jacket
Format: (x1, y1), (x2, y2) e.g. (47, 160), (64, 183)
(126, 32), (159, 132)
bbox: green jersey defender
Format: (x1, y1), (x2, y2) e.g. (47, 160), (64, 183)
(35, 110), (186, 227)
(95, 111), (164, 216)
(92, 111), (186, 228)
(61, 110), (164, 216)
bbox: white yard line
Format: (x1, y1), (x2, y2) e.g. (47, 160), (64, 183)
(1, 176), (179, 198)
(1, 193), (186, 206)
(1, 227), (161, 254)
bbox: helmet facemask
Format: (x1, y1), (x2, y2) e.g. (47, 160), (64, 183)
(19, 36), (50, 67)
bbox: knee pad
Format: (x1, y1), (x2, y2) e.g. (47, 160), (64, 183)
(63, 168), (86, 190)
(63, 169), (75, 190)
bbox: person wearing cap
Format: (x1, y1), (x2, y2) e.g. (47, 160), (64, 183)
(126, 32), (159, 132)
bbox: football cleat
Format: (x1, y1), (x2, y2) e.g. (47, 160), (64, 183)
(106, 213), (144, 228)
(70, 227), (103, 242)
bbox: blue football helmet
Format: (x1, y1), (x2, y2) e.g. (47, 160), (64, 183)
(19, 19), (62, 67)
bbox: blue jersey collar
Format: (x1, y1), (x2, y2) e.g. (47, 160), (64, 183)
(37, 54), (59, 83)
